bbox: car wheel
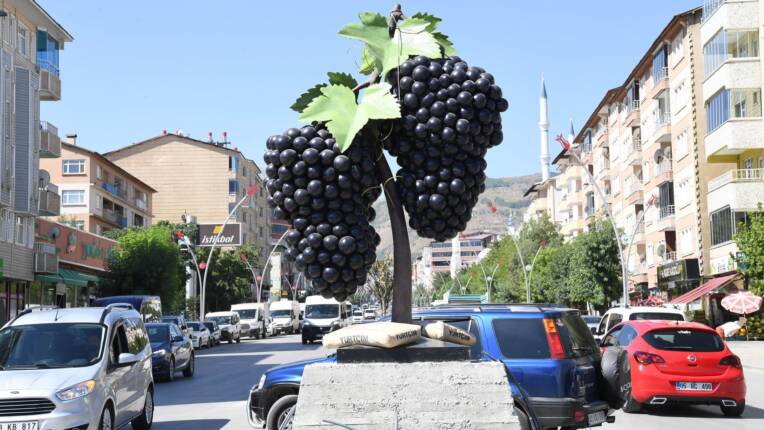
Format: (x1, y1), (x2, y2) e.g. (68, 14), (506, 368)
(513, 407), (530, 430)
(236, 333), (242, 343)
(131, 388), (154, 430)
(620, 360), (642, 413)
(721, 400), (745, 417)
(99, 405), (114, 430)
(183, 353), (195, 377)
(301, 337), (307, 345)
(266, 394), (298, 430)
(165, 358), (175, 382)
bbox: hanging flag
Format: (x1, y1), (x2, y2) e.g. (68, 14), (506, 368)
(247, 184), (260, 197)
(647, 194), (657, 207)
(487, 200), (498, 213)
(555, 133), (571, 150)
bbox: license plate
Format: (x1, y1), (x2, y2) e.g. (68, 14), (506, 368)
(675, 382), (712, 391)
(0, 422), (38, 430)
(588, 411), (606, 426)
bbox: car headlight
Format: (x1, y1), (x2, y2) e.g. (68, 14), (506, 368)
(152, 349), (166, 358)
(257, 374), (266, 390)
(57, 380), (96, 401)
(302, 320), (312, 326)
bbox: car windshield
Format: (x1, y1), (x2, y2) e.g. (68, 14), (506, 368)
(203, 322), (216, 331)
(146, 325), (169, 343)
(306, 304), (338, 319)
(353, 311), (363, 316)
(559, 314), (600, 358)
(582, 316), (600, 324)
(161, 317), (179, 325)
(644, 328), (724, 352)
(187, 322), (202, 331)
(0, 323), (105, 369)
(630, 312), (684, 321)
(207, 316), (231, 325)
(271, 310), (291, 318)
(236, 309), (257, 319)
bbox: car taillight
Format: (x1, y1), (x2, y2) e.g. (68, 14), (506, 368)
(719, 355), (742, 368)
(634, 351), (665, 365)
(574, 409), (587, 423)
(543, 318), (566, 359)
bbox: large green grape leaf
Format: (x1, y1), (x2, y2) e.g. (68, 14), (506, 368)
(291, 72), (359, 113)
(327, 72), (358, 89)
(411, 12), (456, 56)
(359, 47), (376, 75)
(299, 83), (400, 152)
(339, 16), (441, 76)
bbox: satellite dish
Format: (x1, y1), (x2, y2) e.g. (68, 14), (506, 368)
(39, 170), (50, 188)
(656, 243), (666, 259)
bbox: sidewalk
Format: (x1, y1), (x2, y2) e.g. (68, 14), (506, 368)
(727, 341), (764, 371)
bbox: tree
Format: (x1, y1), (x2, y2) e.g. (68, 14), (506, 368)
(734, 205), (764, 295)
(367, 258), (394, 314)
(101, 225), (186, 313)
(195, 245), (262, 312)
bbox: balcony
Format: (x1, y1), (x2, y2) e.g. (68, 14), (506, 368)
(625, 101), (641, 127)
(39, 122), (61, 158)
(625, 137), (642, 165)
(135, 198), (147, 211)
(39, 68), (61, 101)
(102, 182), (127, 200)
(659, 205), (675, 219)
(705, 119), (764, 161)
(34, 242), (58, 274)
(625, 183), (644, 205)
(707, 169), (764, 212)
(103, 209), (128, 228)
(654, 113), (672, 143)
(38, 183), (60, 216)
(596, 128), (608, 147)
(662, 251), (678, 263)
(652, 160), (673, 184)
(655, 205), (676, 232)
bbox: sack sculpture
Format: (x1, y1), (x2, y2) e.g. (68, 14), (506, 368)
(422, 321), (477, 346)
(322, 322), (421, 349)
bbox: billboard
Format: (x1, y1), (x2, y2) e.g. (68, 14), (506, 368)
(197, 223), (242, 247)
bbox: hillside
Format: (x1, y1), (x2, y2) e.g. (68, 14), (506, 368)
(370, 173), (541, 260)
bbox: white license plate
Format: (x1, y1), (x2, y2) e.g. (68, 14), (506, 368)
(675, 382), (713, 391)
(0, 422), (38, 430)
(588, 411), (606, 425)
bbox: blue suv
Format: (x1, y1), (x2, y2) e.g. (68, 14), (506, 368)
(247, 304), (615, 430)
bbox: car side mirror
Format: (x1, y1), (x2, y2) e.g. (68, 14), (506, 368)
(118, 352), (139, 367)
(590, 327), (597, 335)
(172, 335), (184, 343)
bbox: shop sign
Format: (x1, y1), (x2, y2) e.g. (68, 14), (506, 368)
(658, 258), (700, 284)
(197, 223), (242, 247)
(36, 219), (117, 270)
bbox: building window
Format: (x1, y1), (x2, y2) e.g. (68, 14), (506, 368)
(676, 176), (691, 209)
(17, 23), (28, 57)
(679, 226), (693, 256)
(704, 29), (759, 77)
(707, 88), (762, 133)
(64, 220), (85, 230)
(62, 190), (85, 206)
(96, 164), (102, 180)
(710, 206), (733, 246)
(652, 45), (668, 81)
(259, 226), (264, 237)
(706, 89), (730, 133)
(675, 130), (689, 160)
(731, 89), (762, 118)
(229, 180), (239, 194)
(670, 31), (684, 67)
(62, 159), (85, 175)
(229, 156), (239, 172)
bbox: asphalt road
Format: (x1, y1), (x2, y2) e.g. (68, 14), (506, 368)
(151, 334), (764, 429)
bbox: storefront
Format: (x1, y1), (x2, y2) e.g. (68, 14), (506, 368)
(670, 271), (744, 326)
(32, 220), (117, 309)
(657, 258), (701, 301)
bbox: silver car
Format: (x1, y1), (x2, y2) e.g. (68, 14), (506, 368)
(0, 304), (154, 430)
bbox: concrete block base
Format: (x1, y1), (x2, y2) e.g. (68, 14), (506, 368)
(293, 361), (518, 429)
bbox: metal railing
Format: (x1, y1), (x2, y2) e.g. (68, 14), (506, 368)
(102, 182), (126, 199)
(659, 205), (675, 219)
(656, 112), (671, 127)
(631, 100), (641, 112)
(626, 137), (642, 158)
(585, 206), (595, 217)
(663, 251), (678, 262)
(654, 160), (673, 176)
(656, 67), (669, 82)
(708, 168), (764, 192)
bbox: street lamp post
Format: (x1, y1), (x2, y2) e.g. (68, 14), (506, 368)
(506, 219), (531, 303)
(556, 134), (629, 308)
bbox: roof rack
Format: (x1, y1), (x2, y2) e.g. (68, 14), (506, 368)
(99, 303), (135, 324)
(4, 305), (60, 327)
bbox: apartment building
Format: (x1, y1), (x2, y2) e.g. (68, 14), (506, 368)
(104, 132), (271, 259)
(417, 231), (499, 289)
(39, 138), (155, 235)
(701, 0), (764, 275)
(0, 1), (71, 326)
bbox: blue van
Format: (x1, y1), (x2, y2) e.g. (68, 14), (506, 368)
(92, 295), (162, 322)
(247, 304), (615, 430)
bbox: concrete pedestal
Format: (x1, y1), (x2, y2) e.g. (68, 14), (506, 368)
(293, 361), (518, 429)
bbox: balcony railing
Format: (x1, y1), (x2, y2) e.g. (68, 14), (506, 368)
(631, 100), (640, 112)
(39, 67), (61, 101)
(39, 121), (61, 158)
(708, 168), (764, 192)
(135, 198), (147, 211)
(654, 160), (673, 176)
(102, 182), (126, 199)
(103, 209), (128, 227)
(38, 183), (60, 216)
(656, 67), (669, 82)
(659, 205), (675, 219)
(585, 206), (595, 218)
(34, 242), (58, 274)
(626, 137), (641, 157)
(656, 112), (671, 127)
(663, 251), (678, 263)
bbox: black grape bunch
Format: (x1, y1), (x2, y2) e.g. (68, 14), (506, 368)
(263, 125), (382, 301)
(386, 55), (508, 242)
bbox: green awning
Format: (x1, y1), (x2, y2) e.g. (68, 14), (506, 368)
(35, 269), (99, 287)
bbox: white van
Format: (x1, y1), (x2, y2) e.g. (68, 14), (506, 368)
(269, 300), (300, 335)
(206, 311), (241, 344)
(231, 303), (269, 339)
(596, 306), (685, 336)
(301, 296), (351, 344)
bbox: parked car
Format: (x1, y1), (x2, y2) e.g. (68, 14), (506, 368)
(301, 295), (352, 344)
(92, 295), (162, 322)
(232, 303), (269, 339)
(203, 320), (222, 346)
(583, 315), (600, 334)
(596, 306), (685, 337)
(0, 304), (155, 430)
(351, 310), (364, 323)
(146, 322), (195, 382)
(599, 320), (745, 416)
(161, 314), (191, 337)
(188, 321), (211, 349)
(249, 304), (615, 430)
(206, 311), (242, 344)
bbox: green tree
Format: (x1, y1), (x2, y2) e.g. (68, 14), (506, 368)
(196, 245), (261, 312)
(734, 206), (764, 295)
(367, 258), (394, 314)
(101, 225), (186, 313)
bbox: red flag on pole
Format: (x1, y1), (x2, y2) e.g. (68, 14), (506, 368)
(555, 133), (571, 150)
(246, 184), (259, 197)
(240, 253), (248, 262)
(487, 200), (498, 213)
(647, 194), (657, 207)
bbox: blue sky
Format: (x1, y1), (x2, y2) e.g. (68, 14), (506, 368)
(39, 0), (700, 178)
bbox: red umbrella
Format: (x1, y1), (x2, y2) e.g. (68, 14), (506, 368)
(721, 291), (763, 315)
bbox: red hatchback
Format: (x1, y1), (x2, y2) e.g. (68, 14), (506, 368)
(600, 320), (746, 416)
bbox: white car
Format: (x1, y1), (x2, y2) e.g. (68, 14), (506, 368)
(0, 305), (155, 430)
(595, 306), (685, 336)
(352, 310), (364, 323)
(206, 311), (242, 344)
(363, 309), (376, 320)
(188, 321), (211, 349)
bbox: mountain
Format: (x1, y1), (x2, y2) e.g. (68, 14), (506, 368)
(370, 173), (541, 260)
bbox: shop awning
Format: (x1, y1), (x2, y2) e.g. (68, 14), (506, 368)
(669, 273), (739, 305)
(35, 269), (100, 287)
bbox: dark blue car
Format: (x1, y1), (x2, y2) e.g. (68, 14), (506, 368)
(146, 322), (195, 382)
(247, 304), (615, 430)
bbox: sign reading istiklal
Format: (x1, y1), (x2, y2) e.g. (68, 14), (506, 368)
(197, 223), (242, 247)
(36, 219), (117, 270)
